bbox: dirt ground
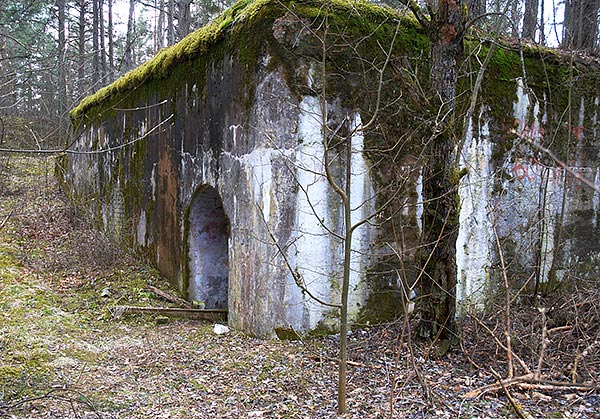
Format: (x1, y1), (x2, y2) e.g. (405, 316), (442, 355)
(0, 156), (598, 418)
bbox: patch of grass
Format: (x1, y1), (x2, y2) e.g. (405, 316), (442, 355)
(0, 157), (179, 408)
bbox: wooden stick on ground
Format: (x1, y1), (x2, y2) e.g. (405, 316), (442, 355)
(462, 373), (599, 399)
(145, 285), (192, 308)
(491, 368), (533, 419)
(0, 209), (14, 231)
(112, 305), (227, 322)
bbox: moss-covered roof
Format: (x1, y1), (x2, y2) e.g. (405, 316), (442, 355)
(70, 0), (410, 121)
(70, 0), (600, 123)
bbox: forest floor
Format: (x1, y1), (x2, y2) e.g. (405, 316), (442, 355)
(0, 155), (598, 419)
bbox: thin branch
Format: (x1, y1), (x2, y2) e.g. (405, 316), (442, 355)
(0, 209), (14, 231)
(0, 114), (174, 156)
(492, 217), (514, 378)
(490, 368), (534, 419)
(256, 202), (341, 309)
(535, 307), (548, 380)
(466, 310), (532, 375)
(524, 136), (600, 193)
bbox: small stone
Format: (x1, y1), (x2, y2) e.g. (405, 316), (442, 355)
(213, 323), (230, 335)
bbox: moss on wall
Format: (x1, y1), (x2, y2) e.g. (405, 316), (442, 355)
(70, 0), (425, 124)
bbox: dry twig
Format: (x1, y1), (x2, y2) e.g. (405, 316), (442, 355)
(462, 373), (598, 399)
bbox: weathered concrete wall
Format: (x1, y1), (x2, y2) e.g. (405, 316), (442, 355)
(64, 0), (600, 336)
(65, 0), (388, 337)
(67, 62), (375, 336)
(457, 76), (600, 312)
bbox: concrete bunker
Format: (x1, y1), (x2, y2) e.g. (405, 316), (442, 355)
(63, 0), (600, 336)
(187, 185), (229, 309)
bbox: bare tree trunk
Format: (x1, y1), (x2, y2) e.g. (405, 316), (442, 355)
(57, 0), (67, 118)
(99, 0), (107, 81)
(124, 0), (136, 71)
(539, 0), (545, 44)
(167, 0), (175, 45)
(0, 26), (6, 110)
(523, 0), (539, 40)
(510, 0), (520, 38)
(157, 0), (165, 50)
(563, 0), (600, 50)
(466, 0), (485, 24)
(92, 0), (100, 84)
(176, 0), (192, 41)
(78, 0), (87, 96)
(108, 0), (115, 80)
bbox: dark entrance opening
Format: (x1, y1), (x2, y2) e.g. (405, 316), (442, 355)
(188, 185), (229, 309)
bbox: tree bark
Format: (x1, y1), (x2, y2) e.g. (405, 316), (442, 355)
(419, 0), (466, 342)
(176, 0), (192, 41)
(108, 0), (115, 80)
(92, 0), (100, 84)
(57, 0), (67, 118)
(167, 0), (175, 45)
(124, 0), (136, 71)
(427, 0), (465, 105)
(157, 0), (165, 50)
(523, 0), (539, 41)
(78, 0), (86, 97)
(465, 0), (484, 25)
(563, 0), (600, 51)
(99, 0), (107, 81)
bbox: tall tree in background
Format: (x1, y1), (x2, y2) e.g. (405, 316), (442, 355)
(167, 0), (175, 45)
(522, 0), (539, 40)
(92, 0), (100, 83)
(78, 0), (87, 97)
(563, 0), (600, 50)
(156, 0), (165, 50)
(177, 0), (193, 40)
(99, 0), (108, 79)
(466, 0), (485, 24)
(57, 0), (68, 130)
(108, 0), (115, 80)
(1, 0), (66, 147)
(124, 0), (136, 71)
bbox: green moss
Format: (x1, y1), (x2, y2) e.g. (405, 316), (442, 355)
(307, 319), (338, 336)
(70, 0), (422, 123)
(450, 167), (468, 185)
(274, 326), (302, 340)
(357, 289), (404, 325)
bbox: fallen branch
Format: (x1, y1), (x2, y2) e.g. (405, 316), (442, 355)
(111, 305), (227, 322)
(548, 325), (573, 334)
(572, 338), (600, 383)
(0, 208), (14, 231)
(308, 355), (383, 370)
(491, 368), (533, 419)
(462, 373), (599, 399)
(145, 285), (192, 308)
(466, 311), (532, 375)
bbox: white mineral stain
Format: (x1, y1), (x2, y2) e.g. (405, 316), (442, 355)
(456, 112), (493, 313)
(294, 95), (332, 329)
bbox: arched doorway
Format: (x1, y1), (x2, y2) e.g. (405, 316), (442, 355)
(188, 185), (229, 309)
